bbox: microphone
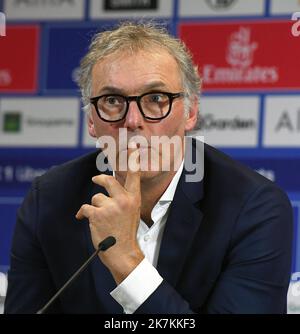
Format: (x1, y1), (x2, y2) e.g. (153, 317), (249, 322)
(37, 236), (116, 314)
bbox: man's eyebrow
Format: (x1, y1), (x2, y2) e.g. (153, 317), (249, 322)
(142, 81), (169, 92)
(94, 82), (169, 96)
(95, 86), (125, 96)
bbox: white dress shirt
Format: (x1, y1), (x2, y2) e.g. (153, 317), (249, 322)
(110, 161), (184, 314)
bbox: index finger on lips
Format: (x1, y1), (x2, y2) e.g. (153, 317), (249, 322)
(124, 145), (141, 194)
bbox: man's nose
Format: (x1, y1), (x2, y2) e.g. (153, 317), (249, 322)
(123, 100), (144, 130)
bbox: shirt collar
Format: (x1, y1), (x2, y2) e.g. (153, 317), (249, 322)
(158, 160), (184, 203)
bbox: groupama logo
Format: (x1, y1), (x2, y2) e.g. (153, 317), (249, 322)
(291, 12), (300, 37)
(0, 11), (6, 37)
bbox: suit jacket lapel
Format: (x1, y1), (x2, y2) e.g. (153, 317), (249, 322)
(157, 167), (204, 287)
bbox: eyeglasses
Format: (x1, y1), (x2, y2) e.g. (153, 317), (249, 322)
(89, 91), (185, 122)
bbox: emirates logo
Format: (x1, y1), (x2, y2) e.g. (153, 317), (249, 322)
(202, 26), (279, 86)
(226, 27), (257, 68)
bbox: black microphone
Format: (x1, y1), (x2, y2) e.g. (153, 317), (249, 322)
(37, 236), (116, 314)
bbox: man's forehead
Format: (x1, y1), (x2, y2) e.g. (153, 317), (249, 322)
(92, 47), (177, 71)
(91, 48), (181, 94)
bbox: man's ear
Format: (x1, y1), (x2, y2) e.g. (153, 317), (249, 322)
(184, 95), (199, 132)
(87, 112), (97, 138)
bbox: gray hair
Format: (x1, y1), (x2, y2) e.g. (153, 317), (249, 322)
(75, 21), (201, 128)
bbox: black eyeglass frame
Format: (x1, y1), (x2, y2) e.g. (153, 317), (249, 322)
(89, 91), (185, 122)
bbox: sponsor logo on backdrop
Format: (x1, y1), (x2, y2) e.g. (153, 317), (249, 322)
(0, 98), (79, 147)
(205, 0), (237, 11)
(203, 27), (279, 86)
(3, 0), (84, 19)
(1, 110), (74, 131)
(7, 0), (76, 7)
(179, 0), (264, 17)
(26, 117), (74, 128)
(180, 21), (300, 90)
(0, 164), (47, 183)
(292, 12), (300, 37)
(275, 110), (300, 133)
(11, 0), (77, 7)
(90, 0), (171, 19)
(104, 0), (158, 10)
(0, 11), (6, 37)
(196, 96), (259, 147)
(197, 112), (258, 147)
(263, 97), (300, 147)
(199, 113), (256, 130)
(226, 27), (257, 68)
(3, 112), (22, 133)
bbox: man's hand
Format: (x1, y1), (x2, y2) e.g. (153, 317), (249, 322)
(76, 148), (144, 284)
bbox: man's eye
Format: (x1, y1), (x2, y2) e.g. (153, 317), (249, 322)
(105, 96), (121, 105)
(106, 96), (117, 104)
(148, 94), (164, 103)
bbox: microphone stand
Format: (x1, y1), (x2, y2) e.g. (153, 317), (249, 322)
(37, 236), (116, 314)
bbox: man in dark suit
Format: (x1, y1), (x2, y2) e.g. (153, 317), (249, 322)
(5, 22), (293, 314)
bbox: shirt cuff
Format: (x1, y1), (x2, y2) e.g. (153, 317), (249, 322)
(110, 258), (163, 314)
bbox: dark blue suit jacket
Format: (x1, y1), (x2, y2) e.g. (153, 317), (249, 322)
(4, 143), (293, 314)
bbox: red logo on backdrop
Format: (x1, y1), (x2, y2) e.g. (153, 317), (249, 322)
(0, 25), (39, 93)
(179, 21), (300, 91)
